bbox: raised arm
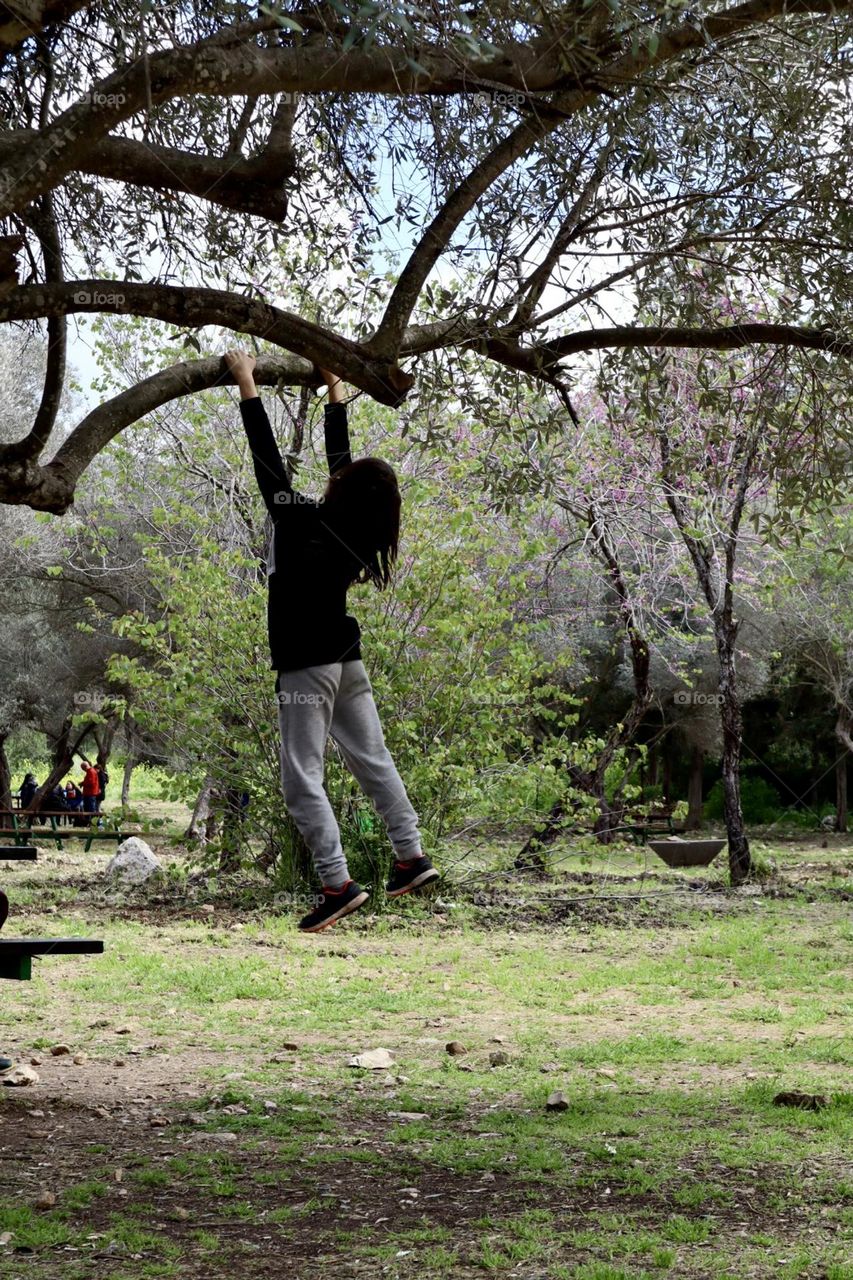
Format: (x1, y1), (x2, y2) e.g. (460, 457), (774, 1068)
(224, 349), (292, 516)
(321, 369), (353, 475)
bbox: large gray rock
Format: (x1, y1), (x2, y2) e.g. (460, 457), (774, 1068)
(106, 837), (161, 885)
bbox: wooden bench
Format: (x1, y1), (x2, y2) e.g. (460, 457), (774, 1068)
(0, 810), (128, 853)
(610, 809), (686, 846)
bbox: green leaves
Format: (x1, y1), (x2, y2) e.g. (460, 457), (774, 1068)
(258, 6), (305, 35)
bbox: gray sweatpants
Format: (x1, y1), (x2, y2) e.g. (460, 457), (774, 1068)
(276, 659), (422, 888)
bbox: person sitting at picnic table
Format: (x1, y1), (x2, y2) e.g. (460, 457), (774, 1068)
(79, 760), (101, 817)
(49, 784), (68, 810)
(64, 780), (83, 811)
(18, 773), (38, 808)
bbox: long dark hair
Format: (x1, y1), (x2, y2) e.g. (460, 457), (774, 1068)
(323, 457), (400, 588)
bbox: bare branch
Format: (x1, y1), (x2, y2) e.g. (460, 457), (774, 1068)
(0, 0), (90, 52)
(0, 130), (294, 222)
(12, 194), (66, 461)
(512, 131), (618, 329)
(0, 280), (413, 405)
(4, 0), (848, 220)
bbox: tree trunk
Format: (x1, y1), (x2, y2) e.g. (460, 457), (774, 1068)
(516, 795), (570, 873)
(661, 745), (673, 807)
(516, 763), (621, 872)
(204, 803), (220, 845)
(28, 714), (92, 813)
(218, 785), (244, 874)
(646, 746), (658, 789)
(0, 731), (12, 810)
(185, 775), (214, 843)
(121, 755), (135, 808)
(715, 625), (751, 884)
(93, 714), (117, 772)
(686, 745), (704, 830)
(836, 753), (848, 834)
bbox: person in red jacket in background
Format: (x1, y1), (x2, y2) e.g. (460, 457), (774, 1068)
(79, 760), (101, 817)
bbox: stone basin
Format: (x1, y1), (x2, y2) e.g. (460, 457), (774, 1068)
(648, 838), (725, 868)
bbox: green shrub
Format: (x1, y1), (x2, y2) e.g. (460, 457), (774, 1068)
(107, 480), (579, 891)
(704, 775), (782, 824)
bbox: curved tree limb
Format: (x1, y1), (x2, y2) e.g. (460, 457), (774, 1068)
(481, 324), (853, 375)
(3, 315), (852, 515)
(6, 0), (847, 220)
(0, 37), (609, 219)
(0, 280), (414, 405)
(362, 0), (853, 354)
(0, 129), (294, 221)
(0, 0), (90, 52)
(46, 351), (318, 495)
(13, 194), (66, 461)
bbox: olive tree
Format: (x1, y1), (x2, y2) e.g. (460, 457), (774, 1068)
(0, 1), (852, 512)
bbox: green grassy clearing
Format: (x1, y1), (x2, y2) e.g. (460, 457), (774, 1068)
(0, 840), (850, 1278)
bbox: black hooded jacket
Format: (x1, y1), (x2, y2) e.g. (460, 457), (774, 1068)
(240, 396), (364, 672)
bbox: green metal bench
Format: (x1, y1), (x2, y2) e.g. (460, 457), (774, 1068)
(0, 936), (105, 980)
(0, 850), (105, 980)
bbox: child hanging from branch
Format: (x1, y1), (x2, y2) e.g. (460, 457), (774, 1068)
(223, 350), (439, 932)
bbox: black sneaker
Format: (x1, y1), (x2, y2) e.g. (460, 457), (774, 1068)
(386, 855), (440, 899)
(298, 881), (369, 933)
(0, 1057), (12, 1072)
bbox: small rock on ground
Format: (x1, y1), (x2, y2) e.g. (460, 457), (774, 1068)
(546, 1091), (569, 1111)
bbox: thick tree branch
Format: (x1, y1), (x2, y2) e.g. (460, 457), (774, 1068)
(46, 352), (320, 494)
(0, 350), (342, 514)
(0, 130), (294, 221)
(0, 280), (413, 405)
(5, 311), (851, 516)
(366, 115), (573, 358)
(4, 0), (849, 220)
(13, 194), (66, 461)
(0, 0), (90, 51)
(0, 39), (602, 219)
(480, 324), (853, 374)
(365, 0), (853, 354)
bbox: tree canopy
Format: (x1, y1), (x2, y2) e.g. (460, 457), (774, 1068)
(1, 0), (852, 511)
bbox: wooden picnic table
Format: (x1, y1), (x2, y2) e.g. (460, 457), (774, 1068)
(0, 809), (128, 852)
(608, 809), (687, 845)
